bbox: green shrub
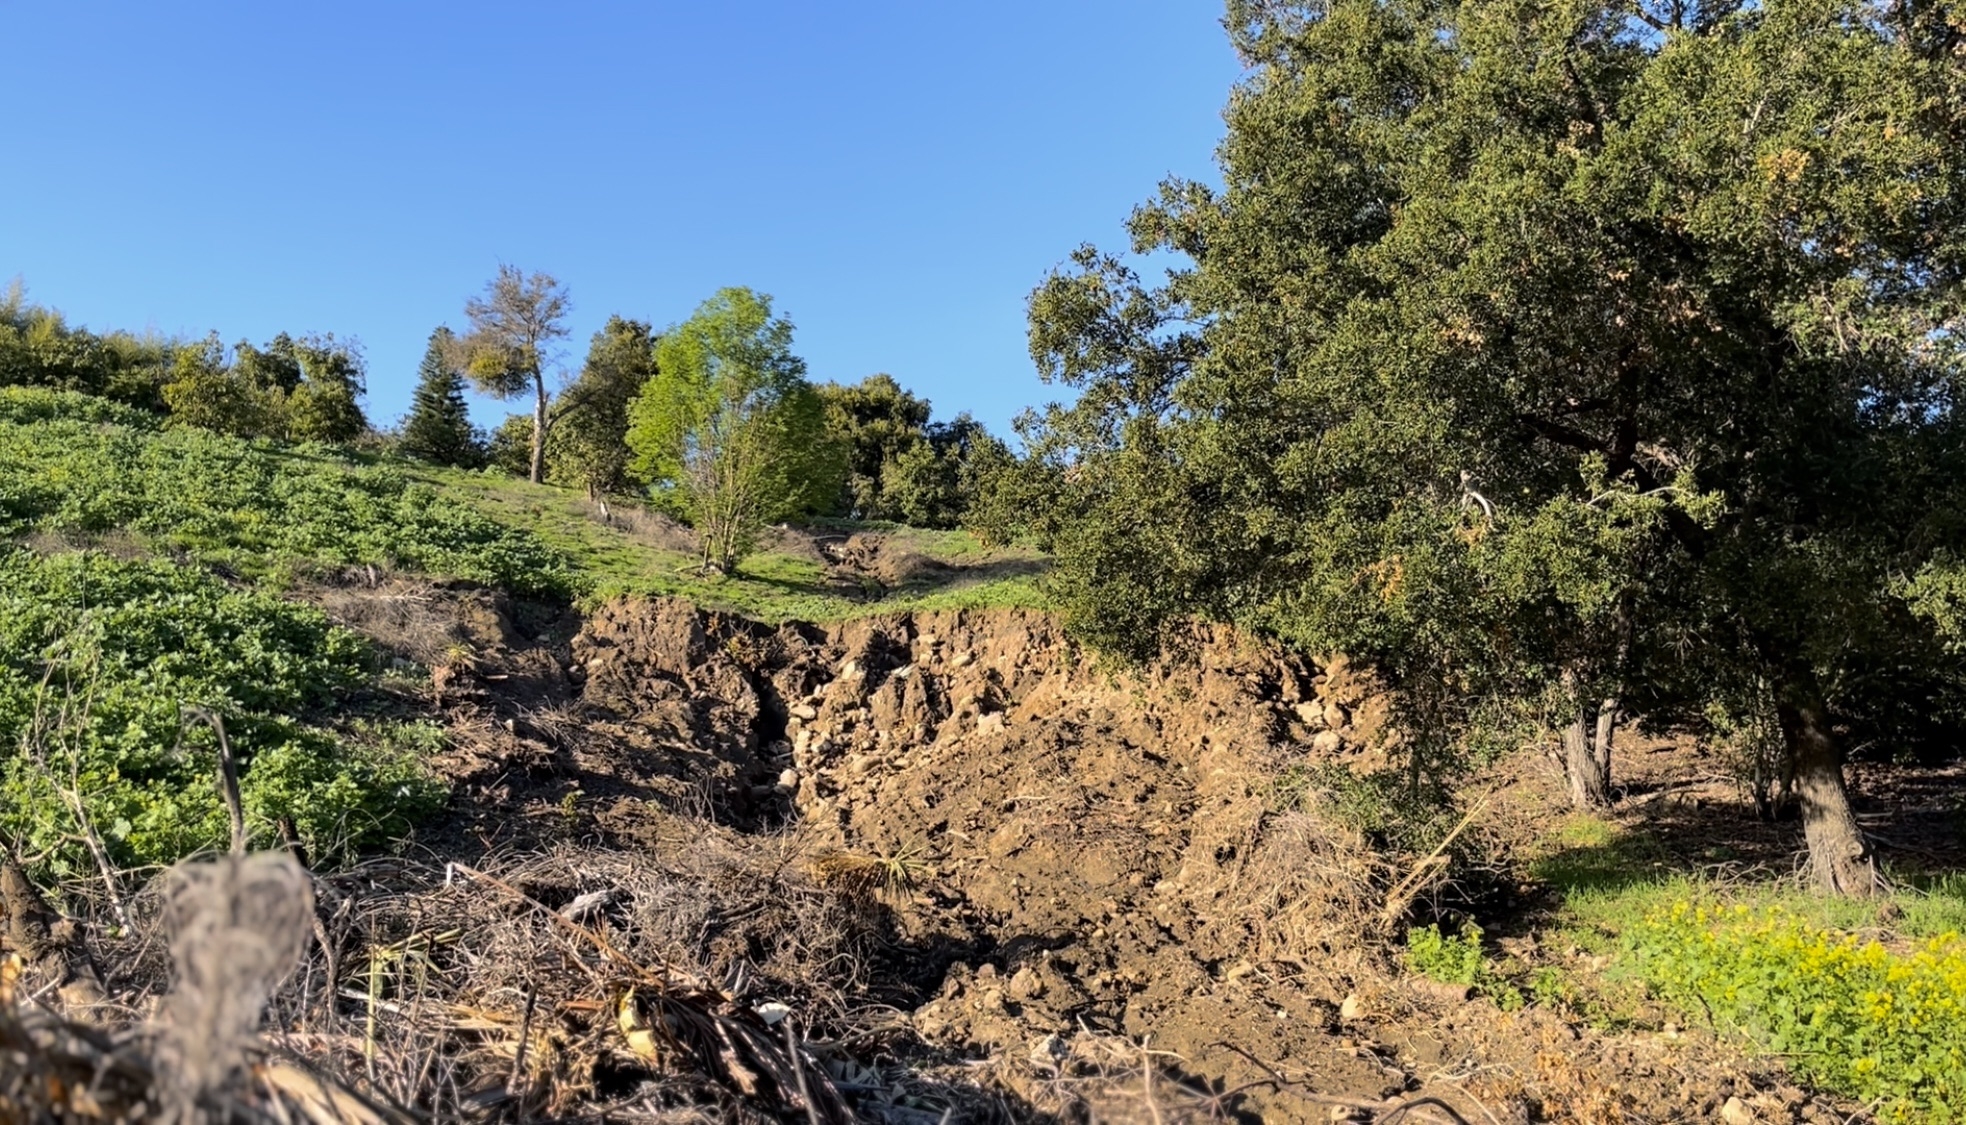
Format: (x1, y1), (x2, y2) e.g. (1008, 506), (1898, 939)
(0, 387), (158, 429)
(0, 549), (444, 875)
(1406, 921), (1486, 985)
(1632, 902), (1966, 1121)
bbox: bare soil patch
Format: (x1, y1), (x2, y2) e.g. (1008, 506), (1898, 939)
(353, 594), (1877, 1122)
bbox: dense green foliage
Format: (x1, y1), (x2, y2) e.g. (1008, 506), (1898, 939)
(819, 374), (932, 519)
(626, 288), (844, 571)
(5, 282), (371, 441)
(550, 316), (659, 497)
(0, 386), (158, 429)
(0, 548), (443, 874)
(818, 374), (1008, 527)
(162, 330), (369, 443)
(1634, 902), (1966, 1120)
(0, 283), (176, 411)
(400, 326), (483, 467)
(1012, 0), (1966, 888)
(0, 394), (575, 596)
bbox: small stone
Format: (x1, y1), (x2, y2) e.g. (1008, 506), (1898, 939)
(1029, 1033), (1066, 1068)
(1312, 730), (1344, 755)
(790, 703), (819, 721)
(777, 768), (800, 791)
(1339, 993), (1363, 1021)
(1009, 965), (1045, 1000)
(1718, 1097), (1755, 1125)
(1292, 701), (1326, 729)
(1409, 978), (1473, 1003)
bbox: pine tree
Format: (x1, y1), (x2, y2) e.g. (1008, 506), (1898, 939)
(399, 327), (479, 466)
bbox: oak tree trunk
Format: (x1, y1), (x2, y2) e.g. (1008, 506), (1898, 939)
(1562, 700), (1616, 807)
(1559, 670), (1616, 807)
(1774, 672), (1876, 897)
(529, 373), (549, 485)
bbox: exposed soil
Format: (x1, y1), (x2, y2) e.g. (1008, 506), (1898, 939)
(302, 584), (1885, 1123)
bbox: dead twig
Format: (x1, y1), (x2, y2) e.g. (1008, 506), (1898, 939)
(1380, 789), (1495, 928)
(1211, 1041), (1475, 1125)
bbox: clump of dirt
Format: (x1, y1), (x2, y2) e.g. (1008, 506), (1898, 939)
(821, 532), (952, 589)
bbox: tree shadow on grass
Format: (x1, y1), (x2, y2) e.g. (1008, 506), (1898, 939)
(737, 554), (1050, 608)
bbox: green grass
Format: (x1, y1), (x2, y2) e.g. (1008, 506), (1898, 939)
(1531, 814), (1966, 944)
(0, 400), (575, 596)
(405, 462), (1049, 622)
(1519, 811), (1966, 1119)
(0, 546), (443, 877)
(0, 389), (1049, 623)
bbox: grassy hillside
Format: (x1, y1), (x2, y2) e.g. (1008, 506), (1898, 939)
(0, 387), (1045, 874)
(404, 462), (1047, 621)
(0, 387), (1045, 621)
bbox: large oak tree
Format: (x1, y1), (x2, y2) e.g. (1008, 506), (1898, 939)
(1023, 0), (1965, 894)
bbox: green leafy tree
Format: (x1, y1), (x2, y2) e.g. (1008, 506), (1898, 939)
(161, 333), (265, 436)
(486, 413), (537, 478)
(232, 332), (304, 397)
(551, 316), (659, 497)
(282, 333), (367, 442)
(625, 287), (843, 572)
(454, 265), (572, 484)
(1021, 0), (1966, 894)
(400, 327), (481, 466)
(818, 374), (934, 518)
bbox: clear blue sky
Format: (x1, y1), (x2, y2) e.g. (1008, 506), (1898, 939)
(2, 1), (1240, 438)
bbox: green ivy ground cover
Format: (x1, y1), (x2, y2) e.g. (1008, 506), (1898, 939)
(0, 547), (443, 876)
(0, 389), (577, 597)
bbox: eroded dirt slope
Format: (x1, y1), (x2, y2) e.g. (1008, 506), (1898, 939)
(313, 581), (1862, 1122)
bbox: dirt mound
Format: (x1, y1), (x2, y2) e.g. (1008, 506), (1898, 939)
(548, 600), (1480, 1119)
(567, 599), (1876, 1121)
(336, 592), (1867, 1122)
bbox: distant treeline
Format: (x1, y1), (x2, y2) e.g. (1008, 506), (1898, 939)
(2, 279), (1014, 535)
(1, 282), (368, 443)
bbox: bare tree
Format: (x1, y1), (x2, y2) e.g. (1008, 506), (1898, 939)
(455, 265), (571, 484)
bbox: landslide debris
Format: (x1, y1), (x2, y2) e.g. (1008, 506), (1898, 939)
(419, 595), (1844, 1123)
(204, 582), (1870, 1121)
